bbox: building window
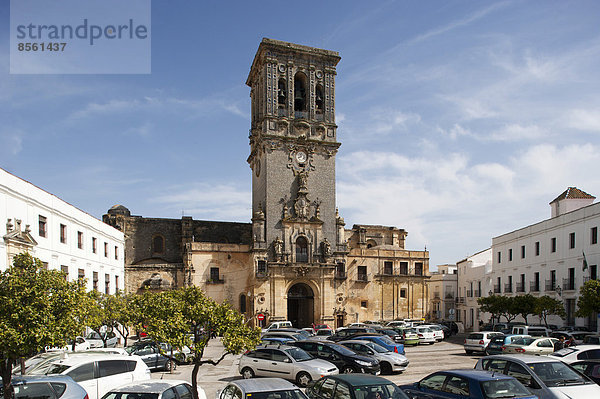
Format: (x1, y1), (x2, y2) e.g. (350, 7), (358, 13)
(415, 262), (423, 276)
(257, 260), (267, 276)
(551, 237), (557, 253)
(240, 294), (247, 313)
(521, 245), (525, 259)
(61, 265), (69, 280)
(591, 265), (597, 280)
(505, 276), (513, 293)
(592, 227), (598, 245)
(60, 224), (67, 243)
(535, 241), (540, 256)
(77, 231), (83, 249)
(105, 274), (110, 294)
(78, 268), (85, 282)
(41, 262), (48, 269)
(93, 272), (98, 291)
(550, 270), (556, 290)
(497, 251), (501, 263)
(495, 277), (501, 293)
(152, 235), (164, 254)
(384, 261), (393, 275)
(104, 242), (108, 257)
(335, 262), (345, 279)
(315, 84), (324, 113)
(114, 246), (118, 260)
(360, 300), (368, 308)
(277, 78), (287, 109)
(532, 272), (540, 292)
(210, 267), (221, 283)
(38, 215), (47, 238)
(477, 281), (481, 297)
(295, 236), (308, 263)
(92, 237), (97, 253)
(399, 262), (408, 275)
(508, 249), (513, 261)
(400, 288), (407, 298)
(294, 72), (307, 113)
(357, 266), (367, 281)
(567, 268), (575, 290)
(115, 275), (119, 292)
(569, 232), (575, 249)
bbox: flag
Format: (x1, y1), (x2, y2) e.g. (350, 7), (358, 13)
(583, 251), (588, 272)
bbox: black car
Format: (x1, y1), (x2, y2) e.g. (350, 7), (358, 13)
(290, 340), (380, 374)
(125, 340), (184, 371)
(374, 329), (403, 343)
(570, 359), (600, 385)
(329, 328), (377, 342)
(306, 374), (408, 399)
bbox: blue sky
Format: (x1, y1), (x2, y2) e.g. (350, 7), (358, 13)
(2, 0), (600, 268)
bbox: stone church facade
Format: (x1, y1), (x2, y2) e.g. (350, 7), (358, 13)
(103, 39), (430, 328)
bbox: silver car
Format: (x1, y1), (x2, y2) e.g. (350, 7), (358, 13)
(238, 344), (338, 387)
(339, 340), (409, 374)
(216, 378), (307, 399)
(101, 379), (206, 399)
(8, 375), (88, 399)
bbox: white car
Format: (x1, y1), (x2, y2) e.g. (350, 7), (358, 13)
(415, 326), (436, 344)
(47, 337), (91, 352)
(464, 331), (503, 354)
(422, 324), (444, 341)
(548, 345), (600, 364)
(27, 353), (150, 399)
(103, 380), (206, 399)
(86, 332), (118, 348)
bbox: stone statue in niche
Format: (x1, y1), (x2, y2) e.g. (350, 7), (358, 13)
(273, 237), (283, 259)
(294, 195), (309, 219)
(321, 238), (331, 259)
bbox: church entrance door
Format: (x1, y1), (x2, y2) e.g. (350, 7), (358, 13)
(287, 283), (314, 328)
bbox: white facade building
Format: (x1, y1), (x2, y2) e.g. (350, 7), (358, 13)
(1, 167), (125, 293)
(458, 188), (599, 331)
(429, 264), (458, 321)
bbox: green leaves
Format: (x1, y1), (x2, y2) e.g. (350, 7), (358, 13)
(576, 279), (600, 318)
(479, 294), (566, 325)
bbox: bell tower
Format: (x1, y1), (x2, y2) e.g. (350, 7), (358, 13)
(246, 38), (345, 269)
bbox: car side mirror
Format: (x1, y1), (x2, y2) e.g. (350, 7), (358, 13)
(283, 358), (292, 363)
(367, 350), (374, 355)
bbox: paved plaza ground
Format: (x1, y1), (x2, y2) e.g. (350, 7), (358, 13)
(151, 334), (481, 398)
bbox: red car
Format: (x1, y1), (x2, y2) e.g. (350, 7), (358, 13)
(312, 324), (331, 331)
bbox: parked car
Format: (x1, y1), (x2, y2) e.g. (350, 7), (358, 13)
(464, 332), (502, 355)
(548, 345), (600, 364)
(312, 324), (331, 331)
(290, 340), (380, 375)
(550, 331), (596, 346)
(501, 337), (558, 355)
(328, 328), (377, 342)
(27, 353), (151, 399)
(385, 321), (408, 328)
(260, 336), (295, 345)
(270, 328), (313, 340)
(313, 329), (334, 340)
(374, 328), (403, 343)
(394, 328), (419, 346)
(583, 335), (600, 345)
(125, 340), (188, 370)
(86, 332), (118, 349)
(349, 335), (405, 355)
(238, 344), (338, 387)
(569, 359), (600, 385)
(101, 380), (206, 399)
(217, 378), (307, 399)
(339, 340), (409, 374)
(261, 331), (308, 342)
(476, 354), (600, 398)
(2, 375), (89, 399)
(263, 321), (293, 331)
(421, 325), (444, 341)
(511, 326), (549, 337)
(47, 337), (92, 353)
(400, 369), (536, 399)
(306, 374), (409, 399)
(415, 327), (436, 345)
(485, 334), (530, 355)
(13, 352), (65, 375)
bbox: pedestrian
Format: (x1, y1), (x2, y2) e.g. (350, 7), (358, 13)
(554, 336), (565, 352)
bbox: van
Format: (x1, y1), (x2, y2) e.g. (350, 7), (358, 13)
(28, 353), (150, 399)
(511, 325), (549, 337)
(264, 321), (293, 331)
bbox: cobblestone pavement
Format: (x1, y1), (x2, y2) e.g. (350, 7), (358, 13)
(151, 335), (482, 398)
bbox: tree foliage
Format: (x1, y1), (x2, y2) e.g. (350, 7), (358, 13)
(134, 287), (261, 399)
(0, 253), (87, 399)
(535, 295), (566, 328)
(513, 294), (538, 325)
(576, 279), (600, 318)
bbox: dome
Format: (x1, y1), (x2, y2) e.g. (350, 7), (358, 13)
(107, 204), (130, 216)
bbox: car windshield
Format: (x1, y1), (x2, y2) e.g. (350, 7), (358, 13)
(329, 343), (356, 356)
(365, 342), (389, 353)
(247, 390), (307, 399)
(530, 361), (588, 387)
(285, 348), (312, 362)
(316, 330), (332, 336)
(353, 383), (409, 399)
(102, 393), (159, 399)
(30, 363), (70, 375)
(86, 332), (101, 340)
(480, 379), (532, 399)
(511, 337), (535, 346)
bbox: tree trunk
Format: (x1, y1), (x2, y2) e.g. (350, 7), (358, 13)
(1, 358), (15, 399)
(191, 361), (201, 399)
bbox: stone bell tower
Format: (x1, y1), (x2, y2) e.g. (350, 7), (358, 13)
(246, 38), (345, 268)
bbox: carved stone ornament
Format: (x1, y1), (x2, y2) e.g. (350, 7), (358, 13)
(294, 266), (310, 277)
(273, 237), (283, 257)
(321, 238), (332, 259)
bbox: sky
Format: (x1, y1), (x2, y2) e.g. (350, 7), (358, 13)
(2, 0), (600, 269)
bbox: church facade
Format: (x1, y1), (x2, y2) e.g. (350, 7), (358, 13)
(103, 39), (430, 328)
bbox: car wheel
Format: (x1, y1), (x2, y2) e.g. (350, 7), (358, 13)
(380, 362), (393, 375)
(296, 371), (312, 387)
(175, 353), (186, 364)
(165, 360), (176, 372)
(241, 367), (255, 379)
(342, 366), (355, 374)
(465, 350), (473, 355)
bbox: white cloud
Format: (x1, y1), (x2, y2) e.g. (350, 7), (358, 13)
(0, 129), (24, 156)
(488, 124), (545, 142)
(563, 109), (600, 132)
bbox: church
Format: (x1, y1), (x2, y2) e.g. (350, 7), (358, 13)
(103, 39), (430, 328)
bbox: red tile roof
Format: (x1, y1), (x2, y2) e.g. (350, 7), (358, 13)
(550, 187), (595, 203)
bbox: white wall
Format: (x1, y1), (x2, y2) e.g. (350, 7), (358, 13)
(0, 168), (125, 293)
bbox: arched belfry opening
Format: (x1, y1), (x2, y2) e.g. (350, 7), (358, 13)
(296, 236), (308, 262)
(287, 283), (314, 328)
(294, 72), (307, 114)
(278, 78), (287, 109)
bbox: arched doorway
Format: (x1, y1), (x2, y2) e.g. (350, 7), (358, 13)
(287, 283), (314, 328)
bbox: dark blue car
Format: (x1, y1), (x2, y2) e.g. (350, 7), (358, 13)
(485, 334), (530, 355)
(400, 369), (537, 399)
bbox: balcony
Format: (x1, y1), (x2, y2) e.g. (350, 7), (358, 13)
(334, 271), (347, 280)
(530, 281), (540, 292)
(433, 293), (441, 300)
(545, 280), (557, 292)
(206, 277), (224, 284)
(456, 297), (465, 304)
(474, 290), (480, 297)
(278, 108), (287, 117)
(504, 284), (513, 293)
(356, 275), (368, 283)
(294, 111), (308, 119)
(493, 285), (501, 294)
(445, 293), (454, 300)
(466, 290), (473, 297)
(563, 278), (575, 291)
(516, 282), (525, 293)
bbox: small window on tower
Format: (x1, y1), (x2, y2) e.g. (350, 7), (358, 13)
(294, 72), (307, 114)
(315, 84), (324, 113)
(278, 78), (286, 108)
(296, 236), (308, 263)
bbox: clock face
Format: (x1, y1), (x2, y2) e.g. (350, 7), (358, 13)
(296, 151), (307, 163)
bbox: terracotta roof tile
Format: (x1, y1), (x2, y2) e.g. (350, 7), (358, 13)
(550, 187), (595, 203)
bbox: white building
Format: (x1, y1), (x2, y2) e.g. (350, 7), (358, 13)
(429, 264), (458, 321)
(459, 188), (599, 331)
(456, 248), (492, 331)
(1, 167), (125, 293)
